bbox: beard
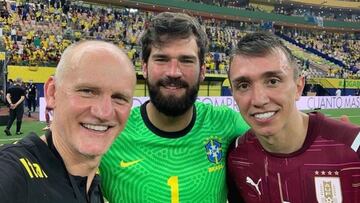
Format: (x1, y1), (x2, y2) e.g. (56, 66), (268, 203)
(147, 76), (200, 117)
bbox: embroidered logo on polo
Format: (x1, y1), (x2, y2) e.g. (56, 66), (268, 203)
(314, 170), (342, 203)
(19, 158), (48, 179)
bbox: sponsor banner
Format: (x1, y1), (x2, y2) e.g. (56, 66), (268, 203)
(38, 96), (360, 121)
(8, 65), (55, 83)
(319, 78), (360, 89)
(297, 96), (360, 110)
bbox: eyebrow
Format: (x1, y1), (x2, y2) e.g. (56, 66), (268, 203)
(151, 54), (197, 60)
(231, 76), (249, 85)
(76, 84), (132, 101)
(231, 70), (285, 84)
(262, 70), (285, 78)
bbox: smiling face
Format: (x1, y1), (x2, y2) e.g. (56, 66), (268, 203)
(142, 36), (205, 116)
(229, 49), (304, 138)
(45, 42), (136, 158)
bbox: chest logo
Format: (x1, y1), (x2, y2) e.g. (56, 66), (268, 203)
(120, 160), (142, 168)
(315, 177), (342, 203)
(246, 177), (262, 195)
(205, 139), (222, 164)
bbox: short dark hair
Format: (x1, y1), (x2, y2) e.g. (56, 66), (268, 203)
(141, 12), (208, 67)
(230, 31), (299, 78)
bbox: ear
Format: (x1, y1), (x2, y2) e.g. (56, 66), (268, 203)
(44, 76), (56, 109)
(295, 76), (305, 101)
(142, 62), (148, 79)
(199, 64), (206, 82)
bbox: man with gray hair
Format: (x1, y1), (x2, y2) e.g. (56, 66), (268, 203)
(0, 40), (137, 203)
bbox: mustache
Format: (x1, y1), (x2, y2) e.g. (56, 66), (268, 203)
(157, 77), (189, 88)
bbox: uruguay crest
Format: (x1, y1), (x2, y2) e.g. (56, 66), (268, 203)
(205, 139), (222, 164)
(315, 177), (342, 203)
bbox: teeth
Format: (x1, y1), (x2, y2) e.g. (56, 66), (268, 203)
(254, 112), (275, 119)
(82, 123), (109, 132)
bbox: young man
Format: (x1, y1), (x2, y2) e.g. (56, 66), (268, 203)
(4, 77), (26, 136)
(100, 12), (249, 203)
(0, 40), (137, 203)
(227, 31), (360, 203)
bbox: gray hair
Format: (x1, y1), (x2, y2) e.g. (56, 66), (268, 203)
(55, 40), (134, 85)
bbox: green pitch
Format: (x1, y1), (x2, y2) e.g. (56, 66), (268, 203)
(1, 108), (360, 145)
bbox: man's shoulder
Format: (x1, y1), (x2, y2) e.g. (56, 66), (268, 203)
(0, 133), (41, 157)
(128, 105), (143, 121)
(310, 112), (359, 137)
(309, 112), (360, 152)
(231, 130), (255, 149)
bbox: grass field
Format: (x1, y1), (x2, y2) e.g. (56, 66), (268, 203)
(0, 108), (359, 145)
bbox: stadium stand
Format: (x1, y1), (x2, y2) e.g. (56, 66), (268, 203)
(0, 0), (359, 97)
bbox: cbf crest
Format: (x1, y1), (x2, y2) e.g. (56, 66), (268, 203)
(204, 137), (223, 164)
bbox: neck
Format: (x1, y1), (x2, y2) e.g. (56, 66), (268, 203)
(41, 132), (100, 192)
(258, 111), (309, 154)
(146, 102), (194, 132)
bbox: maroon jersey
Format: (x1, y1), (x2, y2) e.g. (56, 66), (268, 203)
(227, 112), (360, 203)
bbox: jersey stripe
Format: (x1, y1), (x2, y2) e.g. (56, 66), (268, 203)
(350, 131), (360, 152)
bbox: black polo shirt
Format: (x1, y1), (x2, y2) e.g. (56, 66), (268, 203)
(7, 84), (25, 104)
(0, 132), (104, 203)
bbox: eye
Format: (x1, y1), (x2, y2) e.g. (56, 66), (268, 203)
(112, 95), (131, 105)
(234, 82), (250, 92)
(267, 78), (280, 87)
(179, 58), (195, 64)
(78, 88), (95, 97)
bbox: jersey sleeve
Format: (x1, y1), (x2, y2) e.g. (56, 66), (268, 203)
(226, 139), (245, 203)
(229, 108), (250, 137)
(352, 130), (360, 158)
(0, 151), (27, 202)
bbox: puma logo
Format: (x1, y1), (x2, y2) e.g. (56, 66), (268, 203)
(246, 176), (262, 195)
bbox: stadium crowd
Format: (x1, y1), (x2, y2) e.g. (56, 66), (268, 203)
(185, 0), (360, 22)
(0, 0), (359, 79)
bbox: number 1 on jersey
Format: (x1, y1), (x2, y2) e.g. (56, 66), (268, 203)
(167, 176), (179, 203)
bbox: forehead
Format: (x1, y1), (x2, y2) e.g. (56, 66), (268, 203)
(150, 37), (199, 58)
(230, 51), (292, 79)
(62, 49), (135, 91)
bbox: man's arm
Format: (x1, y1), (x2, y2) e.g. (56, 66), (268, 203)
(14, 96), (25, 108)
(0, 151), (27, 201)
(5, 93), (11, 106)
(226, 140), (245, 203)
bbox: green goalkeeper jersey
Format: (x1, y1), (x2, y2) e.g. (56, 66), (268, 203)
(100, 101), (249, 203)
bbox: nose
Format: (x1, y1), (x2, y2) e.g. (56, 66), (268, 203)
(91, 96), (114, 120)
(166, 59), (182, 78)
(251, 85), (269, 108)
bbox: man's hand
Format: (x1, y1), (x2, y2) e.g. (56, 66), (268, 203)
(339, 115), (350, 123)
